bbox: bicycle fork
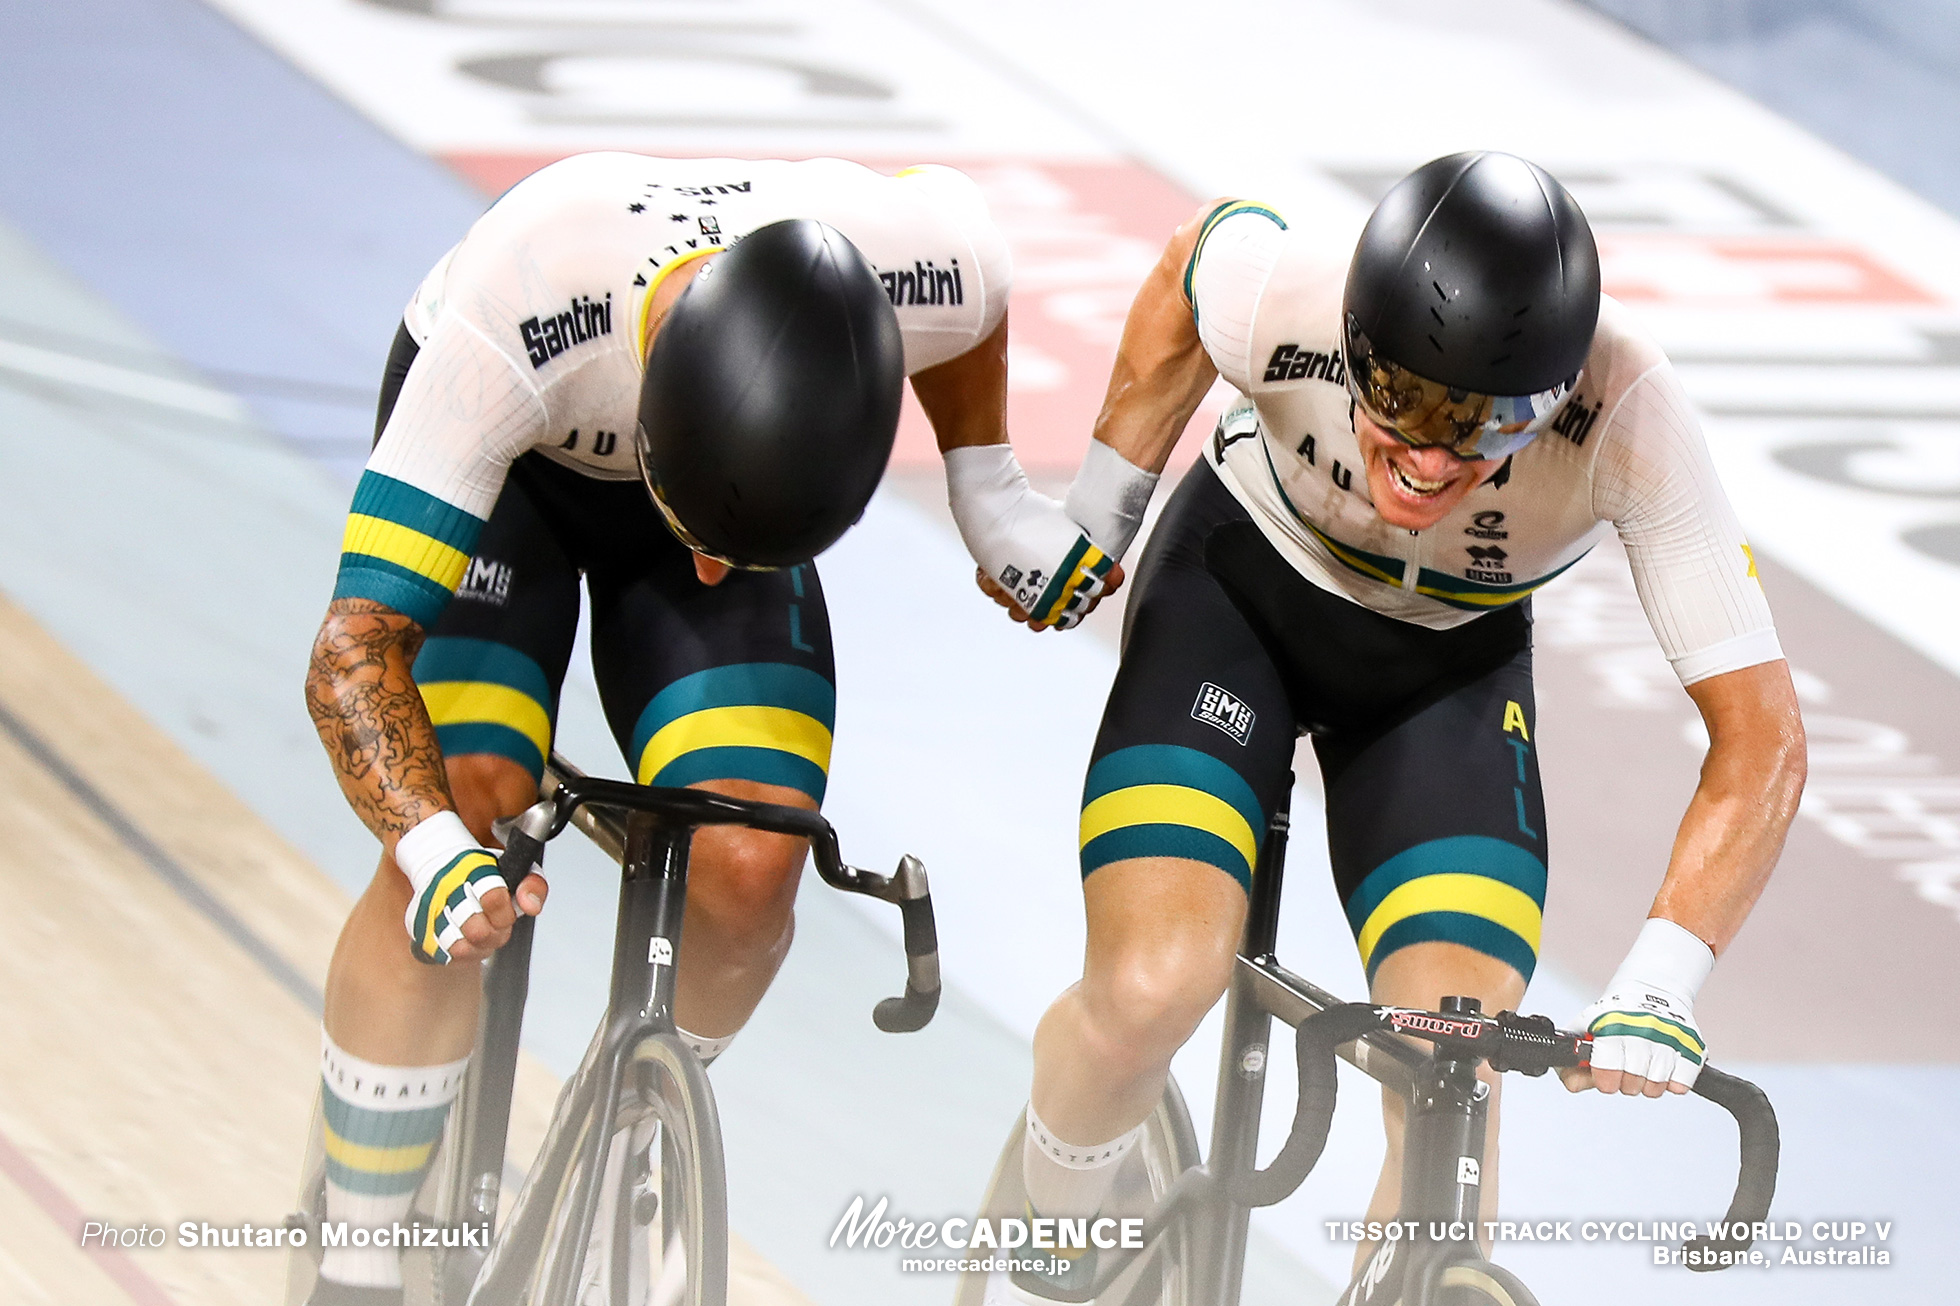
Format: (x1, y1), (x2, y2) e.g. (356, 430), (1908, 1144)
(471, 812), (693, 1306)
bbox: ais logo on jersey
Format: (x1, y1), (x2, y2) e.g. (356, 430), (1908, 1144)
(1465, 545), (1512, 584)
(1262, 343), (1346, 386)
(520, 293), (614, 370)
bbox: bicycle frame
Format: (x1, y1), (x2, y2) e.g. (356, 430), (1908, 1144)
(433, 754), (938, 1305)
(1067, 780), (1775, 1306)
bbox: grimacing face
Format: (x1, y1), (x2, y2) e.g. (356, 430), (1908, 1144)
(1351, 406), (1504, 531)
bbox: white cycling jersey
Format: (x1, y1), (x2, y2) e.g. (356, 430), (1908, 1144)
(375, 152), (1008, 509)
(1187, 202), (1781, 686)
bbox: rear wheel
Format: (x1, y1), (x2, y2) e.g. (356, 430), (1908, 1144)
(955, 1078), (1202, 1306)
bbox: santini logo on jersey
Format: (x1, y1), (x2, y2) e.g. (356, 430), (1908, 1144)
(1263, 343), (1346, 386)
(879, 260), (963, 308)
(1552, 394), (1603, 447)
(519, 294), (614, 370)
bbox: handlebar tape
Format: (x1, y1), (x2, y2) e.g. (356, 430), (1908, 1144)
(1678, 1066), (1781, 1270)
(1226, 1003), (1384, 1207)
(496, 827), (546, 890)
(871, 894), (940, 1033)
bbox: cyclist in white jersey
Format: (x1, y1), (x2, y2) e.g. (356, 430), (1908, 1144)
(944, 153), (1807, 1302)
(300, 153), (1117, 1305)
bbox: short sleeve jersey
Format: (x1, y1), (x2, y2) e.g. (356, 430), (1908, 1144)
(334, 152), (1010, 627)
(1186, 203), (1781, 686)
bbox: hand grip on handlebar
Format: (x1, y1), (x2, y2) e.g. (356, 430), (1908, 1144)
(1676, 1066), (1780, 1271)
(493, 800), (556, 900)
(1226, 1003), (1383, 1208)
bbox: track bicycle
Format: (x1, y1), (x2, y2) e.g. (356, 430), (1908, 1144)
(958, 783), (1778, 1306)
(288, 752), (942, 1306)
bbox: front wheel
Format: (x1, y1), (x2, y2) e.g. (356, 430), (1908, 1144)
(524, 1032), (728, 1306)
(1431, 1259), (1540, 1306)
(283, 1091), (330, 1306)
(955, 1079), (1202, 1306)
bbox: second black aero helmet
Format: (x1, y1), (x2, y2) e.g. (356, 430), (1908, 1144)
(637, 218), (905, 568)
(1343, 151), (1600, 460)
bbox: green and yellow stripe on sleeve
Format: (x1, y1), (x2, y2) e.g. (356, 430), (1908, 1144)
(333, 471), (487, 628)
(1184, 199), (1287, 314)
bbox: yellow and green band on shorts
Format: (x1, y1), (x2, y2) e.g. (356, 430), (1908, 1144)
(1341, 836), (1547, 983)
(1080, 745), (1265, 889)
(415, 637), (556, 781)
(333, 471), (487, 628)
(629, 662), (836, 804)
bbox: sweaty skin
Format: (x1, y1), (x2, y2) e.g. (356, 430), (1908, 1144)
(1016, 201), (1807, 1268)
(307, 256), (1021, 1064)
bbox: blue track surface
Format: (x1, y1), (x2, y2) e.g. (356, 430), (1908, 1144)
(0, 0), (484, 478)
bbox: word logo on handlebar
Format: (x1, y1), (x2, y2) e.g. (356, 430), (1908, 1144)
(1385, 1010), (1484, 1040)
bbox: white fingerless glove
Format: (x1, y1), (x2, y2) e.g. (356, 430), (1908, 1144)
(1580, 917), (1714, 1091)
(396, 810), (506, 965)
(944, 442), (1156, 629)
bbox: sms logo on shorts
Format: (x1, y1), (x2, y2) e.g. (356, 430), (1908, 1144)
(1192, 682), (1255, 745)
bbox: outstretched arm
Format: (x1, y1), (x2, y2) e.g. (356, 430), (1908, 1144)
(909, 311), (1010, 452)
(926, 202), (1240, 630)
(1089, 203), (1224, 473)
(1567, 659), (1806, 1096)
(1656, 660), (1807, 951)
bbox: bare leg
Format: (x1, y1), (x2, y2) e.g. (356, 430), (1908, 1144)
(1030, 857), (1246, 1152)
(322, 753), (538, 1061)
(668, 779), (814, 1038)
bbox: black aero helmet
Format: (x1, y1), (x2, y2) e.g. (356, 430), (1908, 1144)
(1343, 151), (1600, 461)
(637, 218), (905, 568)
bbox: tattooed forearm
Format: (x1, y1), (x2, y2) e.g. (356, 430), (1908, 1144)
(305, 597), (454, 842)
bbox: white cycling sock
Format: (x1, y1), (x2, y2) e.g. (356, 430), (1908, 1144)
(676, 1026), (736, 1067)
(317, 1031), (468, 1289)
(1021, 1102), (1142, 1223)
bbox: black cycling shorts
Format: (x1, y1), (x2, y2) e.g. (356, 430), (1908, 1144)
(373, 324), (837, 802)
(1082, 459), (1548, 982)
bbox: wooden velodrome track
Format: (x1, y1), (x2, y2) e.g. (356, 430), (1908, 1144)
(0, 593), (809, 1305)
